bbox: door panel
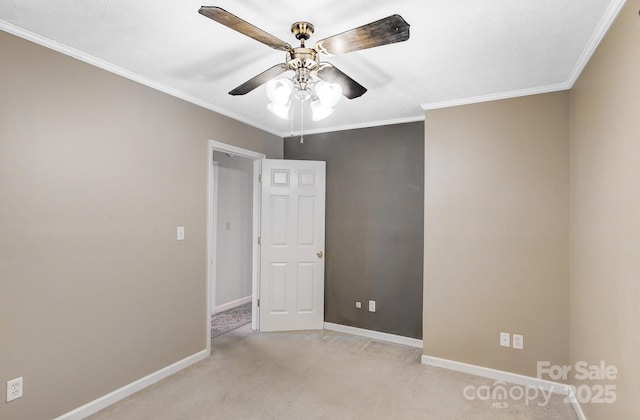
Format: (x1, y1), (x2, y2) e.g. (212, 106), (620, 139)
(271, 196), (289, 245)
(297, 262), (315, 312)
(260, 159), (326, 331)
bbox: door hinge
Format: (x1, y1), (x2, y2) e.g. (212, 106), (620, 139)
(258, 173), (262, 183)
(257, 298), (260, 308)
(257, 236), (261, 245)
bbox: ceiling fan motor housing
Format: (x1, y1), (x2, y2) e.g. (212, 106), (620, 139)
(288, 21), (320, 92)
(286, 48), (319, 92)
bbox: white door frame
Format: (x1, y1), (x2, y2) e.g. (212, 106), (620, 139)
(209, 160), (219, 315)
(207, 140), (265, 350)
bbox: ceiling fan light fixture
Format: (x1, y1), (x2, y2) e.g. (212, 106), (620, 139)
(294, 88), (312, 102)
(266, 79), (293, 106)
(315, 81), (342, 108)
(267, 101), (291, 119)
(310, 99), (334, 121)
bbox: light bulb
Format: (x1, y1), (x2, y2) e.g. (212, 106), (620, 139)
(267, 101), (291, 119)
(310, 100), (334, 121)
(266, 79), (293, 105)
(315, 81), (342, 108)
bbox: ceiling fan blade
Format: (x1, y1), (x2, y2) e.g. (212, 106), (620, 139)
(229, 63), (288, 96)
(315, 14), (410, 56)
(317, 65), (367, 99)
(199, 6), (292, 52)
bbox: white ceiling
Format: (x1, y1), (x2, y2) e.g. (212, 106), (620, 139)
(0, 0), (625, 136)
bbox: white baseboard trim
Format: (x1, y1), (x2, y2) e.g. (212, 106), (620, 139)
(421, 355), (570, 395)
(421, 355), (589, 418)
(324, 322), (423, 349)
(54, 348), (210, 420)
(212, 295), (252, 315)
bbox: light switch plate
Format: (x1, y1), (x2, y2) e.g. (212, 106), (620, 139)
(500, 332), (510, 347)
(177, 226), (185, 240)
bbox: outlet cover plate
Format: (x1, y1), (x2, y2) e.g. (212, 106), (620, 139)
(513, 334), (524, 350)
(500, 332), (510, 347)
(6, 377), (23, 402)
(368, 300), (376, 312)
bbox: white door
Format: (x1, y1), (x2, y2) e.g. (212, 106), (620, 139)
(259, 159), (326, 332)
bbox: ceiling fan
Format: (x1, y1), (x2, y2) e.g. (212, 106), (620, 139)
(198, 6), (410, 104)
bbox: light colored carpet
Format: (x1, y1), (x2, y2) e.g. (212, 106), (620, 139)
(89, 325), (578, 419)
(211, 303), (251, 338)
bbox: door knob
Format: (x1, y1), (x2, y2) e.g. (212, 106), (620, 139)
(317, 251), (323, 259)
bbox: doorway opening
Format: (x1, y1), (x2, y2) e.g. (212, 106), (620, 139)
(207, 140), (264, 347)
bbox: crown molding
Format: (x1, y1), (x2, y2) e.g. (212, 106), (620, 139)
(421, 82), (569, 111)
(0, 20), (282, 137)
(283, 114), (425, 138)
(422, 0), (626, 112)
(565, 0), (626, 87)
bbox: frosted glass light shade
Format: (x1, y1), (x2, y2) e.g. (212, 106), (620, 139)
(310, 99), (334, 121)
(266, 79), (293, 105)
(267, 101), (291, 119)
(315, 81), (342, 108)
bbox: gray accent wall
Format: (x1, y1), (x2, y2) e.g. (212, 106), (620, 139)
(284, 122), (424, 339)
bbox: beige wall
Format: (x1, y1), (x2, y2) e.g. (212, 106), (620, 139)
(0, 31), (281, 419)
(422, 3), (640, 417)
(570, 1), (640, 418)
(423, 92), (570, 377)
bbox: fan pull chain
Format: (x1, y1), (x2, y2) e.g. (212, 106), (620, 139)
(300, 98), (304, 144)
(290, 103), (294, 137)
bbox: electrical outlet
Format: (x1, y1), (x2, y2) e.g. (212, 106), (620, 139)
(355, 301), (362, 308)
(513, 334), (524, 350)
(6, 377), (23, 402)
(368, 300), (376, 312)
(500, 332), (510, 348)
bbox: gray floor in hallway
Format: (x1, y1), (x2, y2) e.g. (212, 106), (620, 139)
(89, 325), (578, 419)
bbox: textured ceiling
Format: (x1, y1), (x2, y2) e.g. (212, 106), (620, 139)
(0, 0), (625, 136)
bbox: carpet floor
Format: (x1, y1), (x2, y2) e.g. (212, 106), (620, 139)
(89, 325), (578, 419)
(210, 302), (251, 338)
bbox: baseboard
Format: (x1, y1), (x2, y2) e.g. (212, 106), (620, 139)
(324, 322), (423, 348)
(421, 354), (570, 395)
(421, 355), (591, 418)
(54, 348), (210, 420)
(212, 295), (252, 315)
